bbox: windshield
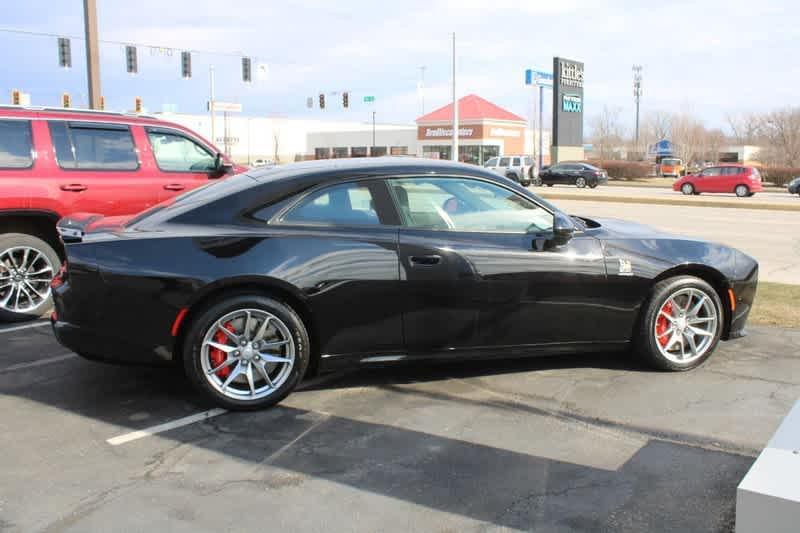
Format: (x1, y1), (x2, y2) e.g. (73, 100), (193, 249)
(662, 159), (681, 166)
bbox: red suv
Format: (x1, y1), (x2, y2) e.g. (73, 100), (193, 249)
(673, 164), (763, 197)
(0, 105), (244, 321)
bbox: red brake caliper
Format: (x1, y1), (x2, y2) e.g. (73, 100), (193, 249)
(210, 321), (235, 379)
(656, 301), (673, 347)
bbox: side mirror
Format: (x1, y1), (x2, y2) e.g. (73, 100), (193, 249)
(213, 153), (234, 177)
(552, 211), (576, 245)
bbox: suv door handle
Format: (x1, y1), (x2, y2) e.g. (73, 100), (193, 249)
(163, 183), (186, 191)
(409, 255), (441, 266)
(60, 184), (87, 192)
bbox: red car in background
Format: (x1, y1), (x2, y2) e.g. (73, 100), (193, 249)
(673, 164), (763, 197)
(0, 105), (244, 321)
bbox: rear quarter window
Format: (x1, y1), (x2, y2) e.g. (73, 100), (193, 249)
(0, 119), (34, 169)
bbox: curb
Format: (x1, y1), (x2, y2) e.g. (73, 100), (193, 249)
(536, 192), (800, 212)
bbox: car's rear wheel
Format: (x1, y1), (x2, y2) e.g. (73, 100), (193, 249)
(575, 176), (587, 188)
(735, 184), (750, 197)
(0, 233), (59, 322)
(588, 180), (598, 189)
(681, 183), (694, 195)
(505, 172), (519, 183)
(635, 276), (723, 371)
(183, 294), (310, 410)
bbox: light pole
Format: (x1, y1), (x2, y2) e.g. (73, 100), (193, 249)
(633, 65), (643, 152)
(451, 32), (458, 162)
(209, 65), (216, 147)
(418, 65), (426, 116)
(372, 111), (376, 149)
(82, 0), (101, 109)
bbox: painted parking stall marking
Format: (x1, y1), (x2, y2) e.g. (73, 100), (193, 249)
(0, 352), (77, 373)
(0, 320), (51, 334)
(106, 408), (228, 446)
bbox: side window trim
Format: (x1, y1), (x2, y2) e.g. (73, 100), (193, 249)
(48, 120), (140, 172)
(145, 127), (216, 174)
(0, 119), (35, 170)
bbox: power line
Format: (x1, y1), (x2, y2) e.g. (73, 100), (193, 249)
(0, 27), (245, 57)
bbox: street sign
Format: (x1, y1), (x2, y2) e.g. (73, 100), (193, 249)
(363, 95), (375, 103)
(525, 69), (553, 87)
(209, 101), (242, 113)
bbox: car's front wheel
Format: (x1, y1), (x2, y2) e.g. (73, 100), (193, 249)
(0, 233), (60, 322)
(635, 276), (723, 371)
(183, 294), (310, 410)
(681, 183), (694, 195)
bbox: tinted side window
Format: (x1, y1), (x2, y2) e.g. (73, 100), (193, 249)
(147, 129), (215, 172)
(512, 157), (521, 166)
(0, 120), (33, 169)
(498, 157), (510, 167)
(49, 122), (138, 170)
(388, 177), (552, 233)
(484, 157), (499, 167)
(283, 182), (380, 226)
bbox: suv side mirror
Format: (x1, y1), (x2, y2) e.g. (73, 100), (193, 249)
(213, 153), (234, 177)
(552, 211), (576, 245)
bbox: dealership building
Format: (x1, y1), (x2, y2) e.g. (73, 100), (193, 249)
(156, 94), (549, 166)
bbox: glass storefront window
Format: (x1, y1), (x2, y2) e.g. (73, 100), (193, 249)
(351, 146), (368, 157)
(332, 147), (349, 158)
(422, 144), (500, 165)
(314, 147), (330, 160)
(390, 146), (408, 156)
(370, 146), (387, 157)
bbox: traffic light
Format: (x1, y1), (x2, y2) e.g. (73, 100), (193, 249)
(62, 93), (71, 108)
(99, 95), (105, 110)
(342, 92), (349, 108)
(134, 96), (142, 113)
(11, 89), (20, 105)
(181, 51), (192, 79)
(306, 97), (313, 109)
(125, 45), (138, 74)
(241, 57), (252, 83)
(58, 37), (72, 68)
(319, 93), (325, 109)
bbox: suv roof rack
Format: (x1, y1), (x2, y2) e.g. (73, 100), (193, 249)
(0, 104), (158, 120)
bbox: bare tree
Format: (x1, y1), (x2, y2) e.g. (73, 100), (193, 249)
(754, 107), (800, 166)
(669, 112), (707, 166)
(726, 112), (760, 145)
(589, 105), (625, 160)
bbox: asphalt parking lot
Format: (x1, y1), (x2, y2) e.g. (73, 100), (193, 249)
(2, 321), (798, 532)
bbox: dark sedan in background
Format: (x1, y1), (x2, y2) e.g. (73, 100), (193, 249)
(536, 162), (609, 188)
(788, 176), (800, 196)
(51, 158), (757, 410)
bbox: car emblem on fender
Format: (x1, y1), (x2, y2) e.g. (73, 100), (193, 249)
(618, 258), (633, 276)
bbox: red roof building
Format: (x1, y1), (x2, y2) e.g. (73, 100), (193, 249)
(416, 94), (528, 164)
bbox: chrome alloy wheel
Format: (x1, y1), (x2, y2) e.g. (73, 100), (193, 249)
(654, 287), (719, 364)
(0, 246), (54, 314)
(201, 308), (295, 401)
(576, 176), (587, 188)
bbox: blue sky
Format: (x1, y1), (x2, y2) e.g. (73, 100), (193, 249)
(2, 0), (799, 134)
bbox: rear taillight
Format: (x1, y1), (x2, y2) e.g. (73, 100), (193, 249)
(50, 262), (67, 289)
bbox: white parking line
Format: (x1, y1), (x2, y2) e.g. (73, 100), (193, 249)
(0, 353), (77, 373)
(106, 408), (227, 446)
(0, 321), (51, 334)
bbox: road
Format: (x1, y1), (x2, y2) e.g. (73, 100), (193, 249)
(555, 200), (800, 284)
(539, 183), (800, 207)
(1, 321), (799, 531)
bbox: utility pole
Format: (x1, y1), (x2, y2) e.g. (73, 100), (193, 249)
(418, 66), (426, 115)
(83, 0), (101, 109)
(633, 65), (643, 153)
(538, 84), (544, 172)
(209, 65), (216, 147)
(451, 32), (458, 162)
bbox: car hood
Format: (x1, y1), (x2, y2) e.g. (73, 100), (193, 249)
(585, 216), (690, 240)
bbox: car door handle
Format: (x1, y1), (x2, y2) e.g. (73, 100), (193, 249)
(163, 183), (186, 191)
(60, 184), (88, 192)
(409, 255), (441, 266)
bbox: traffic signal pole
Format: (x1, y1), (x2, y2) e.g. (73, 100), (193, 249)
(83, 0), (102, 109)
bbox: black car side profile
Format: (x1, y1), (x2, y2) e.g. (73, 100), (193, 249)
(536, 162), (609, 188)
(51, 157), (758, 410)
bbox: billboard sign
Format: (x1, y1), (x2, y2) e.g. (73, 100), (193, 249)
(525, 69), (553, 87)
(552, 57), (584, 150)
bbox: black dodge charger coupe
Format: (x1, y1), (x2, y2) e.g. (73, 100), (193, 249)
(51, 158), (758, 410)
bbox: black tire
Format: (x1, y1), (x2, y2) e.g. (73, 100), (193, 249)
(588, 180), (598, 189)
(505, 172), (519, 183)
(0, 233), (60, 322)
(735, 184), (749, 197)
(681, 183), (694, 195)
(633, 276), (723, 371)
(183, 294), (310, 410)
(546, 183), (553, 187)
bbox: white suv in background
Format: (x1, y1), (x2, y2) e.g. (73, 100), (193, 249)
(483, 155), (533, 186)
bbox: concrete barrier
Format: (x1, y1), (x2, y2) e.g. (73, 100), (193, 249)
(737, 400), (800, 532)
